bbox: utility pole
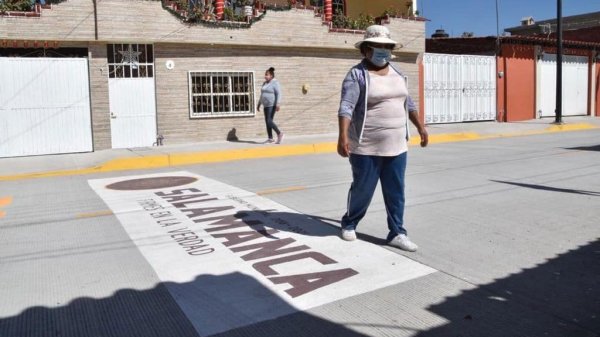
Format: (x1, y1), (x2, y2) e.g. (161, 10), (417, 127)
(555, 0), (563, 124)
(495, 0), (500, 54)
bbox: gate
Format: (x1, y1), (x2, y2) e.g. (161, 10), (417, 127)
(537, 54), (588, 117)
(423, 53), (496, 124)
(0, 57), (92, 158)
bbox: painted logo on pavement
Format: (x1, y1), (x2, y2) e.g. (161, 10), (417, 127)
(89, 171), (435, 336)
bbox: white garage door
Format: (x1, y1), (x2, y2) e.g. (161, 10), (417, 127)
(0, 57), (93, 158)
(423, 53), (496, 124)
(537, 54), (589, 117)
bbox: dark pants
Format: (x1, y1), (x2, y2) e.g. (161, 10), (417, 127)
(263, 106), (280, 139)
(341, 152), (408, 242)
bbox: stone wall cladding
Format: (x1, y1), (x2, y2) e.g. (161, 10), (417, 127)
(154, 44), (419, 144)
(88, 43), (111, 150)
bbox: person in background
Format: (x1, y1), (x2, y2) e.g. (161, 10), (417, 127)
(257, 67), (284, 144)
(337, 25), (428, 252)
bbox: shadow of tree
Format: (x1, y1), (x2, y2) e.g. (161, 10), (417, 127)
(0, 272), (369, 337)
(416, 240), (600, 337)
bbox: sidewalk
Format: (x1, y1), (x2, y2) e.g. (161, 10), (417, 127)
(1, 117), (599, 181)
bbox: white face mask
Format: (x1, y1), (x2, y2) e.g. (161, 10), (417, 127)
(369, 47), (392, 67)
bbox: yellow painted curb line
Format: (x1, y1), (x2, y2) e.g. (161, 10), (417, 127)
(0, 144), (335, 181)
(0, 123), (596, 182)
(545, 123), (597, 132)
(409, 132), (483, 145)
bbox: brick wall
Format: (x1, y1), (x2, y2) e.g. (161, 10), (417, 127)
(154, 43), (419, 144)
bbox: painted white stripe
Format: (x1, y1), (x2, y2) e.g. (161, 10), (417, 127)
(89, 171), (435, 336)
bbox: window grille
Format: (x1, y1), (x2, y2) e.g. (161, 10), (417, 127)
(333, 0), (344, 15)
(189, 71), (255, 118)
(107, 44), (154, 79)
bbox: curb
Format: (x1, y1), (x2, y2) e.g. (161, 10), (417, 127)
(0, 123), (596, 182)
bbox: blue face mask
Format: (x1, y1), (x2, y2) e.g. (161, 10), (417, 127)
(369, 47), (392, 67)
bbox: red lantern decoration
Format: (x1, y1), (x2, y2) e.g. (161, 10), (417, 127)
(13, 40), (18, 48)
(0, 40), (7, 48)
(43, 41), (49, 49)
(23, 41), (29, 48)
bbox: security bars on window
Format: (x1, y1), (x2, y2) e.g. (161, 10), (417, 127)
(107, 44), (154, 79)
(189, 71), (255, 118)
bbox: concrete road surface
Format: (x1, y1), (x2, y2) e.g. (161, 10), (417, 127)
(1, 128), (599, 337)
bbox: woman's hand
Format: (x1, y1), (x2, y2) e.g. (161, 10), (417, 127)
(256, 104), (261, 112)
(276, 105), (280, 112)
(418, 127), (429, 147)
(337, 135), (350, 157)
(338, 117), (351, 157)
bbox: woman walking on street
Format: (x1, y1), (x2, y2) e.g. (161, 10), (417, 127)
(337, 25), (428, 252)
(257, 67), (284, 144)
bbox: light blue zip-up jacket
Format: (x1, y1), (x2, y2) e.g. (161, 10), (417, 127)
(338, 60), (417, 143)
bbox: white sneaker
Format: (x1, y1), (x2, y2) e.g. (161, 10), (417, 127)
(388, 234), (418, 252)
(276, 133), (284, 144)
(263, 139), (275, 144)
(341, 229), (357, 241)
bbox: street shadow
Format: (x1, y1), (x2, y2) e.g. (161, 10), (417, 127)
(564, 144), (600, 152)
(226, 128), (262, 144)
(490, 179), (600, 197)
(0, 272), (369, 337)
(415, 239), (600, 337)
(237, 210), (388, 246)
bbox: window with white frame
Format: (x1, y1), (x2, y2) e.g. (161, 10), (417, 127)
(107, 44), (154, 79)
(189, 71), (255, 118)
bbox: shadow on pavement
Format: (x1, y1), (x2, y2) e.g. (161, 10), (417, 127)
(564, 144), (600, 152)
(226, 128), (262, 144)
(415, 240), (600, 337)
(0, 272), (369, 337)
(491, 180), (600, 197)
(240, 210), (388, 246)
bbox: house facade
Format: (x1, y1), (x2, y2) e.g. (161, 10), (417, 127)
(426, 36), (600, 122)
(0, 0), (424, 157)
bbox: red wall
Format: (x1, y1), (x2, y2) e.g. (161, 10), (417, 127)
(500, 44), (536, 122)
(496, 55), (506, 122)
(596, 62), (600, 117)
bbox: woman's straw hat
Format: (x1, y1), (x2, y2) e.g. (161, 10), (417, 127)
(354, 25), (400, 49)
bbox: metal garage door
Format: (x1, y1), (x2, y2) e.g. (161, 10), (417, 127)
(537, 54), (589, 117)
(0, 57), (92, 158)
(423, 53), (496, 124)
